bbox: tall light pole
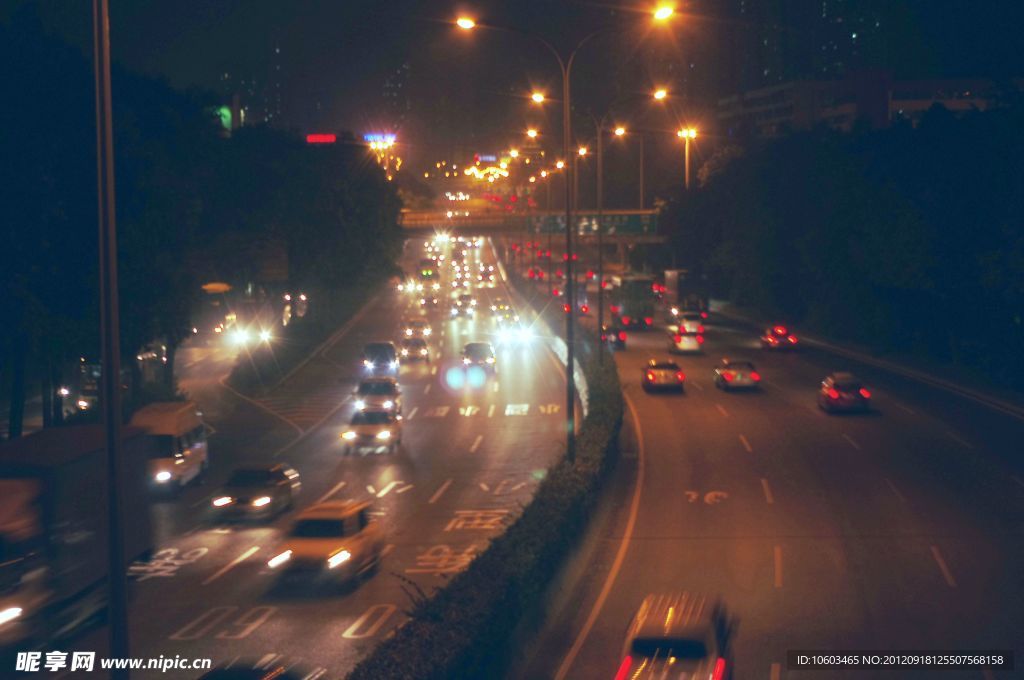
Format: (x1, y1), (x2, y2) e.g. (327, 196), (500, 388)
(457, 7), (675, 462)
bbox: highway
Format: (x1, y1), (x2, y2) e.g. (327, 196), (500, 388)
(63, 237), (568, 678)
(511, 275), (1024, 679)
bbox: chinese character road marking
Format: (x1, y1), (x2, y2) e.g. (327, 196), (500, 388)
(538, 403), (560, 414)
(505, 403), (529, 416)
(404, 544), (479, 574)
(423, 406), (449, 418)
(444, 509), (510, 531)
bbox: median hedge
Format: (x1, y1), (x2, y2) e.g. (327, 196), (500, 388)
(347, 270), (623, 680)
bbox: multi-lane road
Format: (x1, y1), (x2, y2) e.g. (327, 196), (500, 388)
(64, 237), (570, 677)
(511, 272), (1024, 679)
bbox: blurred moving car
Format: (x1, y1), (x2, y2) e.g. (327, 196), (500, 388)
(641, 359), (685, 392)
(713, 359), (761, 390)
(341, 410), (402, 454)
(818, 372), (872, 413)
(361, 342), (399, 375)
(210, 464), (301, 520)
(399, 337), (431, 362)
(419, 295), (440, 308)
(760, 324), (799, 349)
(130, 401), (209, 491)
(615, 592), (734, 680)
(674, 311), (705, 335)
(265, 500), (384, 586)
(601, 323), (628, 350)
(461, 341), (497, 373)
(404, 318), (432, 337)
(669, 331), (705, 354)
(451, 293), (477, 317)
(353, 377), (401, 414)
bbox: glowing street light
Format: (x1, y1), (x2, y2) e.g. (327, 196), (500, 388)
(531, 92), (546, 103)
(577, 146), (588, 156)
(529, 176), (536, 183)
(527, 128), (539, 139)
(614, 126), (626, 136)
(509, 149), (520, 158)
(456, 17), (476, 30)
(677, 127), (697, 139)
(555, 160), (565, 169)
(540, 170), (548, 178)
(653, 88), (668, 100)
(654, 6), (675, 21)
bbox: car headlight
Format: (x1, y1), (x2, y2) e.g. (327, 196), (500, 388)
(463, 358), (471, 365)
(267, 550), (292, 569)
(327, 549), (352, 569)
(0, 607), (23, 626)
(390, 360), (399, 369)
(231, 328), (251, 346)
(423, 328), (431, 336)
(354, 400), (366, 410)
(671, 307), (679, 316)
(405, 328), (413, 336)
(382, 400), (394, 409)
(432, 283), (440, 290)
(252, 496), (272, 507)
(212, 496), (233, 507)
(486, 357), (495, 364)
(77, 399), (90, 410)
(154, 471), (172, 483)
(363, 359), (373, 368)
(376, 430), (392, 440)
(451, 308), (458, 315)
(342, 431), (357, 440)
(420, 349), (428, 355)
(258, 329), (272, 342)
(401, 349), (409, 356)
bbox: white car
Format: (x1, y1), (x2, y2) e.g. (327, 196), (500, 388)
(669, 331), (705, 353)
(341, 410), (402, 454)
(404, 318), (432, 337)
(352, 378), (401, 414)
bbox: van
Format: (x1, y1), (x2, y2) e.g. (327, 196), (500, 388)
(130, 401), (208, 491)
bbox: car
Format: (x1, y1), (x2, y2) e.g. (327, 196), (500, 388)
(399, 336), (430, 362)
(669, 330), (705, 353)
(670, 305), (709, 322)
(674, 311), (706, 335)
(362, 341), (399, 374)
(601, 323), (627, 350)
(818, 372), (872, 413)
(714, 359), (761, 390)
(353, 377), (401, 413)
(340, 409), (402, 454)
(615, 593), (734, 680)
(462, 341), (497, 372)
(419, 296), (439, 308)
(761, 324), (799, 349)
(450, 293), (477, 317)
(210, 464), (301, 520)
(265, 500), (384, 586)
(641, 359), (685, 392)
(403, 318), (432, 338)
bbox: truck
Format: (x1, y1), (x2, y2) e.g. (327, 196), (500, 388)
(0, 425), (154, 651)
(608, 273), (658, 330)
(664, 268), (710, 321)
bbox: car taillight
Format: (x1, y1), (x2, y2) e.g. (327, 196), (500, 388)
(676, 371), (685, 382)
(610, 305), (620, 314)
(750, 371), (761, 381)
(723, 371), (734, 382)
(621, 316), (631, 325)
(827, 388), (840, 399)
(644, 317), (653, 326)
(788, 335), (798, 344)
(859, 388), (871, 399)
(700, 311), (708, 319)
(696, 335), (705, 344)
(697, 324), (705, 334)
(580, 304), (589, 313)
(614, 656), (633, 680)
(600, 334), (607, 341)
(563, 304), (571, 313)
(673, 334), (682, 344)
(712, 657), (727, 680)
(774, 325), (787, 335)
(552, 288), (560, 296)
(617, 331), (627, 342)
(645, 371), (655, 382)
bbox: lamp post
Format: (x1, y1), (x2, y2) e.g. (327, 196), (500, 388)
(457, 6), (675, 462)
(677, 127), (698, 190)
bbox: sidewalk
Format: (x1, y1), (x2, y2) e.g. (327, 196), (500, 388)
(711, 298), (1024, 422)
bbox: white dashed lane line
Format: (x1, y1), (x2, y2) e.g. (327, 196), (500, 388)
(945, 431), (975, 450)
(842, 433), (861, 451)
(428, 479), (452, 504)
(773, 545), (783, 588)
(406, 406), (418, 420)
(469, 435), (483, 453)
(315, 480), (347, 504)
(202, 546), (260, 586)
(930, 545), (958, 588)
(884, 477), (907, 503)
(715, 404), (729, 417)
(760, 478), (775, 504)
(739, 434), (753, 453)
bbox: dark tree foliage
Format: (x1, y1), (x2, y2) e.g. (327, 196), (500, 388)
(1, 14), (401, 435)
(665, 104), (1024, 386)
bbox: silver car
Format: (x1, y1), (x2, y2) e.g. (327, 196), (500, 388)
(669, 331), (705, 354)
(353, 377), (401, 414)
(641, 360), (685, 392)
(714, 359), (761, 390)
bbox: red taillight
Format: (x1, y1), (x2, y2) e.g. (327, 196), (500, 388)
(563, 304), (571, 313)
(600, 334), (607, 341)
(723, 371), (734, 382)
(601, 280), (609, 289)
(750, 371), (761, 381)
(552, 288), (560, 296)
(527, 269), (535, 279)
(859, 388), (871, 399)
(676, 371), (685, 382)
(774, 325), (787, 335)
(827, 388), (840, 399)
(621, 316), (631, 325)
(618, 331), (627, 342)
(788, 335), (798, 344)
(645, 371), (655, 382)
(644, 317), (653, 326)
(697, 324), (705, 334)
(696, 335), (705, 344)
(700, 311), (708, 319)
(610, 305), (620, 314)
(580, 305), (589, 314)
(614, 656), (633, 680)
(712, 657), (727, 680)
(673, 334), (682, 344)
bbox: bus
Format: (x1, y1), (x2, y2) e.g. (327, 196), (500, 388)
(608, 273), (658, 329)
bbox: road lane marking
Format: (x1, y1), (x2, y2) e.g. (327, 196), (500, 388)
(739, 434), (753, 453)
(842, 433), (861, 450)
(431, 366), (438, 375)
(493, 381), (500, 393)
(774, 545), (783, 588)
(375, 481), (400, 497)
(555, 393), (646, 680)
(761, 478), (775, 504)
(342, 604), (397, 639)
(945, 431), (975, 450)
(488, 404), (495, 417)
(429, 479), (453, 504)
(424, 384), (432, 395)
(770, 662), (781, 680)
(715, 403), (729, 417)
(380, 544), (395, 558)
(469, 435), (483, 453)
(218, 376), (304, 436)
(884, 477), (907, 503)
(930, 545), (957, 587)
(893, 401), (916, 415)
(202, 547), (260, 586)
(688, 380), (704, 392)
(315, 481), (347, 504)
(395, 484), (414, 494)
(406, 406), (418, 420)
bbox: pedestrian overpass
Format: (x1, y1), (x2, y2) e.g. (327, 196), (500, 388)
(399, 208), (667, 244)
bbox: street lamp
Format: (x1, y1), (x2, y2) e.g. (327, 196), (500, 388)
(614, 126), (626, 136)
(556, 159), (565, 169)
(577, 146), (588, 156)
(653, 88), (668, 100)
(509, 148), (520, 158)
(527, 128), (539, 139)
(456, 17), (476, 30)
(654, 6), (675, 21)
(531, 92), (546, 103)
(677, 127), (698, 189)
